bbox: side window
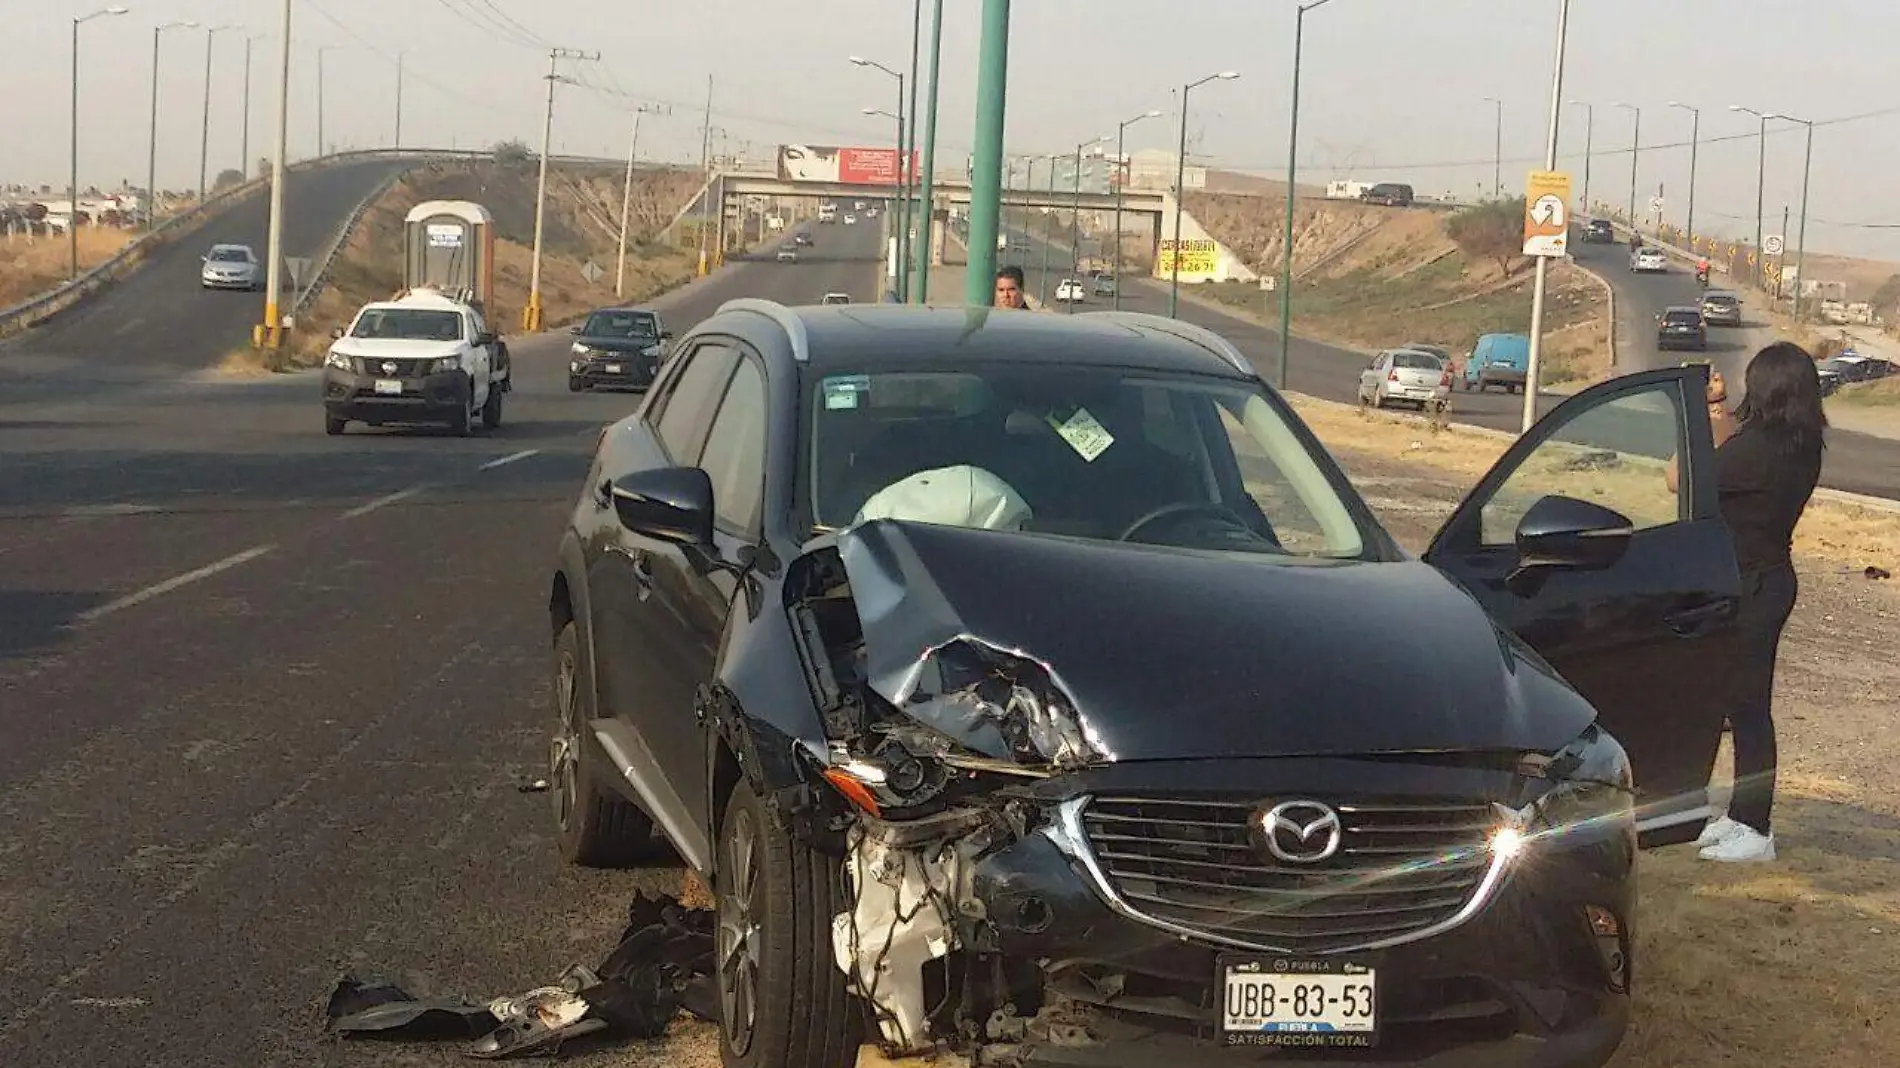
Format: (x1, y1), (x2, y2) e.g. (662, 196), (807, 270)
(652, 344), (739, 464)
(462, 314), (478, 340)
(1215, 402), (1335, 554)
(697, 358), (767, 535)
(1478, 384), (1685, 545)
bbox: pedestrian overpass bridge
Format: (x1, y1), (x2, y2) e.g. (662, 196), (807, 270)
(715, 172), (1167, 216)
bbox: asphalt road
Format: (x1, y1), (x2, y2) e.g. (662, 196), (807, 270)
(6, 158), (416, 371)
(0, 218), (882, 1067)
(1572, 238), (1900, 499)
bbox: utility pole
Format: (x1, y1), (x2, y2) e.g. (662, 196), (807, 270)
(963, 0), (1009, 306)
(1279, 1), (1332, 388)
(525, 46), (598, 332)
(258, 0), (292, 349)
(1483, 97), (1502, 197)
(696, 74), (714, 278)
(149, 20), (200, 233)
(616, 103), (664, 298)
(1040, 155), (1058, 306)
(1669, 101), (1700, 243)
(912, 0), (944, 303)
(1731, 105), (1769, 289)
(1114, 109), (1164, 311)
(1567, 100), (1592, 217)
(1773, 113), (1815, 320)
(1521, 0), (1572, 435)
(1612, 101), (1640, 228)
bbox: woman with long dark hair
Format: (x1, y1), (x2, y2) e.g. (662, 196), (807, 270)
(1672, 342), (1827, 862)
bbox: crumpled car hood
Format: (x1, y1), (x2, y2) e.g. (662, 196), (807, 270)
(833, 519), (1592, 763)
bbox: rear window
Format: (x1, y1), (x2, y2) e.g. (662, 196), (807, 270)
(1664, 311), (1702, 325)
(1704, 294), (1737, 305)
(1393, 352), (1441, 370)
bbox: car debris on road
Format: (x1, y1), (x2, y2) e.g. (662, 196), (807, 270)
(326, 892), (716, 1058)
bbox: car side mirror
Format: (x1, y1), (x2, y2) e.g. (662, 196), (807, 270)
(475, 332), (498, 346)
(611, 466), (715, 550)
(660, 330), (673, 340)
(568, 325), (582, 335)
(330, 326), (345, 340)
(1514, 495), (1633, 573)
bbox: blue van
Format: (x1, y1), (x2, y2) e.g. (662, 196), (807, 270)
(1460, 332), (1530, 393)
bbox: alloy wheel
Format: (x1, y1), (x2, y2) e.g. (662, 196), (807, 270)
(717, 806), (763, 1055)
(549, 647), (580, 831)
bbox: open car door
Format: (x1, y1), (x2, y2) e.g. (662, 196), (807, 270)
(1423, 366), (1742, 848)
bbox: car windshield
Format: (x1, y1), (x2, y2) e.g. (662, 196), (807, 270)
(208, 247), (249, 262)
(803, 363), (1370, 561)
(1391, 351), (1441, 370)
(581, 311), (657, 338)
(349, 308), (463, 341)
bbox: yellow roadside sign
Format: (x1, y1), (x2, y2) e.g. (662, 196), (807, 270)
(1522, 171), (1572, 257)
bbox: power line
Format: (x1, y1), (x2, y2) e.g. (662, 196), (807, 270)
(469, 0), (552, 50)
(433, 0), (543, 50)
(306, 0), (513, 111)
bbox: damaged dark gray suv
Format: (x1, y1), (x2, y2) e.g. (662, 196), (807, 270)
(546, 299), (1743, 1068)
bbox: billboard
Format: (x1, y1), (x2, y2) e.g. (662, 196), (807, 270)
(777, 145), (919, 186)
(1155, 238), (1220, 281)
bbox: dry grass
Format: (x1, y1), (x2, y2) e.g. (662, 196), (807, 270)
(1830, 378), (1900, 408)
(1291, 397), (1900, 1068)
(0, 227), (136, 307)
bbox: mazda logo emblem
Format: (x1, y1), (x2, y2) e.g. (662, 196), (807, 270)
(1257, 800), (1343, 864)
(382, 362), (398, 375)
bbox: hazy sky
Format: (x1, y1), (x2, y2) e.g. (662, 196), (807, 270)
(9, 1), (1900, 262)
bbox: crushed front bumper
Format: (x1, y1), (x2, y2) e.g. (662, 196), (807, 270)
(322, 366), (470, 424)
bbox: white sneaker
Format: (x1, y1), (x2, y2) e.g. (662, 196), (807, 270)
(1695, 815), (1743, 849)
(1699, 824), (1775, 863)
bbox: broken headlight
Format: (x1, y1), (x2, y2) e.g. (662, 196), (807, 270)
(1518, 723), (1635, 841)
(896, 637), (1106, 772)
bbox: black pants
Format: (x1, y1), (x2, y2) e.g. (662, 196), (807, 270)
(1728, 563), (1798, 835)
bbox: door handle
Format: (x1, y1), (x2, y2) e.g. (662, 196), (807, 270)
(1664, 598), (1734, 637)
(594, 478), (613, 509)
(630, 551), (655, 593)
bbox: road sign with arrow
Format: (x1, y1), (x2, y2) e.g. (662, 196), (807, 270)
(1522, 170), (1572, 258)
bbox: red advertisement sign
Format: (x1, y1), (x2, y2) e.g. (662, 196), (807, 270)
(777, 145), (919, 186)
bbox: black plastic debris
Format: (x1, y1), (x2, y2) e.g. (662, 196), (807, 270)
(325, 892), (717, 1058)
(1866, 566), (1891, 581)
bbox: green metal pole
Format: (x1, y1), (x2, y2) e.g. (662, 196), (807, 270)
(1041, 159), (1055, 306)
(1792, 119), (1812, 321)
(1168, 84), (1189, 318)
(1276, 12), (1305, 391)
(902, 0), (921, 301)
(963, 0), (1009, 306)
(913, 0), (943, 303)
(1113, 124), (1126, 310)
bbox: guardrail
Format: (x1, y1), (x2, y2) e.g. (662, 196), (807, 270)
(0, 146), (643, 342)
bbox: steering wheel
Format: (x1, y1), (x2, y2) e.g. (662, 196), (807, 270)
(1118, 501), (1257, 544)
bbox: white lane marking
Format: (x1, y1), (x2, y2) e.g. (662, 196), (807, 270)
(75, 545), (275, 624)
(339, 486), (426, 520)
(69, 997), (148, 1009)
(479, 449), (539, 470)
(113, 317), (144, 337)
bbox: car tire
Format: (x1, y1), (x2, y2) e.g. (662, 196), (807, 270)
(449, 398), (472, 437)
(569, 377), (586, 393)
(324, 414), (347, 436)
(481, 385), (503, 430)
(715, 778), (862, 1068)
(549, 621), (668, 867)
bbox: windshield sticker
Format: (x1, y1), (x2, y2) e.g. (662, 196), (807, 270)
(822, 374), (870, 411)
(1052, 407), (1114, 462)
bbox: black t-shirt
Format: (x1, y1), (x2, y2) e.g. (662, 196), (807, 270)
(1714, 422), (1822, 572)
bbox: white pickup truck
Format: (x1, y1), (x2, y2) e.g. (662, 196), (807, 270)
(319, 288), (510, 436)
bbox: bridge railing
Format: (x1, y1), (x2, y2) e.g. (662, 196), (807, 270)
(0, 147), (638, 341)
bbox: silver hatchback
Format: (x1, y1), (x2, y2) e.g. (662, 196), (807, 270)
(1359, 348), (1448, 409)
(200, 243), (260, 290)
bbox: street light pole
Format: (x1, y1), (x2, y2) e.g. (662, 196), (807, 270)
(148, 20), (199, 233)
(200, 26), (238, 203)
(1730, 104), (1768, 285)
(1278, 0), (1333, 388)
(71, 6), (129, 280)
(1521, 0), (1572, 435)
(1483, 96), (1502, 197)
(1566, 100), (1592, 217)
(1668, 101), (1700, 242)
(259, 0), (292, 349)
(1767, 113), (1815, 320)
(316, 45), (340, 158)
(1168, 70), (1239, 317)
(1069, 136), (1108, 311)
(241, 33), (264, 178)
(851, 56), (910, 298)
(394, 50), (405, 149)
(912, 0), (944, 303)
(1041, 154), (1060, 306)
(1114, 109), (1163, 311)
(1612, 101), (1640, 228)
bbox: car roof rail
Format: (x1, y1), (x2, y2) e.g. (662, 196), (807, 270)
(715, 298), (812, 363)
(1080, 310), (1253, 377)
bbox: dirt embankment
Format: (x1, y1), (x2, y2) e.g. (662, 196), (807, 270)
(1187, 192), (1614, 383)
(267, 160), (702, 370)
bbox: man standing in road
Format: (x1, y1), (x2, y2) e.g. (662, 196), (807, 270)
(993, 265), (1029, 309)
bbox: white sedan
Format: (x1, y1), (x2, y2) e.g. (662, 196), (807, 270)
(1054, 278), (1086, 303)
(1630, 247), (1667, 273)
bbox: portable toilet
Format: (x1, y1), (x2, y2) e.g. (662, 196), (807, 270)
(404, 200), (495, 314)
